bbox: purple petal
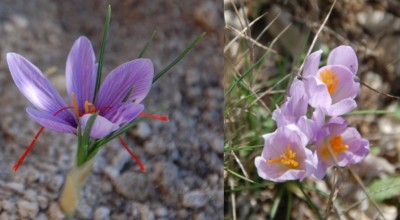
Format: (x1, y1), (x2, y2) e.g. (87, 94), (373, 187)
(303, 49), (322, 77)
(322, 65), (359, 103)
(7, 53), (74, 122)
(327, 45), (358, 74)
(303, 76), (332, 109)
(26, 108), (76, 134)
(106, 103), (144, 124)
(80, 114), (119, 138)
(95, 59), (153, 108)
(66, 36), (97, 113)
(326, 98), (357, 116)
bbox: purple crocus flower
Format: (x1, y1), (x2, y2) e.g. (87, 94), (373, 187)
(7, 36), (160, 172)
(255, 124), (317, 182)
(272, 79), (309, 127)
(303, 46), (360, 116)
(7, 36), (153, 138)
(312, 117), (369, 179)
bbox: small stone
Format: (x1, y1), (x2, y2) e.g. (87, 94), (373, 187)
(101, 181), (113, 193)
(47, 175), (64, 192)
(36, 213), (49, 220)
(6, 182), (24, 194)
(210, 136), (223, 154)
(104, 166), (119, 179)
(183, 190), (207, 208)
(76, 201), (93, 219)
(154, 205), (168, 217)
(112, 150), (131, 172)
(10, 14), (29, 29)
(47, 202), (65, 220)
(17, 200), (39, 219)
(26, 169), (41, 183)
(2, 200), (16, 213)
(23, 189), (37, 202)
(94, 206), (110, 220)
(134, 122), (152, 139)
(37, 196), (48, 210)
(194, 1), (221, 31)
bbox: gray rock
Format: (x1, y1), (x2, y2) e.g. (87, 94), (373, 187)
(6, 182), (24, 194)
(76, 201), (93, 219)
(94, 206), (111, 220)
(154, 205), (168, 218)
(210, 136), (223, 154)
(1, 200), (16, 213)
(17, 200), (39, 219)
(36, 213), (49, 220)
(37, 195), (49, 210)
(47, 202), (65, 220)
(183, 190), (208, 208)
(134, 122), (152, 139)
(47, 175), (64, 192)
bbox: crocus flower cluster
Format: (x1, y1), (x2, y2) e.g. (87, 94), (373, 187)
(255, 46), (369, 182)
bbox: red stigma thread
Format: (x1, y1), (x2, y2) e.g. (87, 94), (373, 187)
(12, 127), (45, 172)
(139, 112), (169, 122)
(118, 136), (146, 172)
(12, 106), (76, 172)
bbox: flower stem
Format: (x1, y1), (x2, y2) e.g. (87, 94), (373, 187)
(59, 160), (93, 216)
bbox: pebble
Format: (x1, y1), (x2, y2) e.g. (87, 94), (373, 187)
(47, 175), (64, 192)
(154, 205), (169, 218)
(94, 206), (111, 220)
(112, 150), (131, 172)
(210, 136), (223, 154)
(6, 182), (24, 194)
(194, 1), (221, 31)
(76, 201), (93, 219)
(183, 190), (207, 208)
(47, 202), (65, 220)
(17, 200), (39, 219)
(134, 122), (152, 139)
(37, 195), (49, 210)
(36, 213), (49, 220)
(2, 200), (16, 213)
(26, 168), (41, 183)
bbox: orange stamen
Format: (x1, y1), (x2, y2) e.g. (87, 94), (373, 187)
(71, 92), (80, 116)
(12, 127), (45, 172)
(320, 68), (339, 95)
(118, 136), (146, 172)
(139, 112), (169, 122)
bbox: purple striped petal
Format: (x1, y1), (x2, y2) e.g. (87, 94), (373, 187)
(7, 53), (74, 123)
(95, 59), (153, 108)
(327, 45), (358, 75)
(80, 114), (119, 138)
(105, 103), (144, 124)
(66, 36), (97, 113)
(26, 108), (76, 134)
(303, 49), (322, 77)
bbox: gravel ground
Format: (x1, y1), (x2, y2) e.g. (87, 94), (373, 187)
(0, 0), (223, 219)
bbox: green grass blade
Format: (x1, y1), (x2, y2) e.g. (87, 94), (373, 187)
(270, 186), (283, 219)
(93, 5), (111, 102)
(77, 113), (98, 167)
(225, 48), (271, 97)
(152, 32), (206, 84)
(138, 31), (157, 58)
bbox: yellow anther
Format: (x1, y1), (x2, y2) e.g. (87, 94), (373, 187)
(268, 145), (299, 169)
(320, 68), (339, 95)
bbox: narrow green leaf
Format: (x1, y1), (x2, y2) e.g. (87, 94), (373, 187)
(76, 125), (84, 167)
(367, 176), (400, 202)
(138, 31), (157, 58)
(152, 32), (206, 84)
(93, 5), (111, 102)
(78, 113), (98, 167)
(296, 182), (323, 220)
(225, 47), (271, 97)
(86, 116), (146, 161)
(285, 191), (293, 220)
(270, 186), (283, 219)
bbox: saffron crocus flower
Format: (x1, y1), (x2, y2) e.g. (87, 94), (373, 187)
(7, 36), (162, 171)
(313, 117), (369, 179)
(255, 124), (317, 182)
(8, 36), (153, 138)
(303, 46), (360, 116)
